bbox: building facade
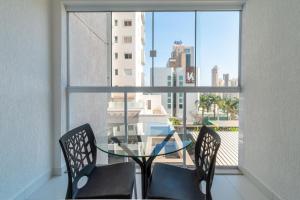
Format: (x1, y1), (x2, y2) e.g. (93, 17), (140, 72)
(154, 42), (200, 123)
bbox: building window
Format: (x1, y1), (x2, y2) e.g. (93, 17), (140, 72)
(179, 93), (183, 97)
(167, 104), (172, 109)
(168, 93), (171, 97)
(179, 81), (183, 87)
(167, 99), (171, 104)
(124, 53), (132, 59)
(114, 19), (118, 26)
(179, 76), (183, 81)
(115, 53), (118, 59)
(124, 68), (132, 76)
(186, 54), (191, 67)
(179, 104), (183, 109)
(115, 69), (118, 76)
(147, 100), (151, 110)
(123, 36), (132, 43)
(114, 36), (118, 43)
(179, 98), (183, 103)
(124, 20), (132, 26)
(167, 75), (171, 80)
(185, 49), (190, 54)
(128, 125), (134, 131)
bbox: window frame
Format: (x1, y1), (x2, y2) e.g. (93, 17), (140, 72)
(65, 9), (242, 168)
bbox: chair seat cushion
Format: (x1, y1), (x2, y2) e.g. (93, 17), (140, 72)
(147, 163), (205, 200)
(76, 162), (135, 199)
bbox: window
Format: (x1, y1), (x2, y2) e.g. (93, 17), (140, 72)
(128, 125), (134, 131)
(124, 53), (132, 59)
(123, 36), (132, 43)
(147, 100), (151, 110)
(68, 11), (240, 168)
(124, 20), (132, 26)
(124, 68), (132, 75)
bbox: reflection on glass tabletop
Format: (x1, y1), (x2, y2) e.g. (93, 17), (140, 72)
(95, 132), (192, 158)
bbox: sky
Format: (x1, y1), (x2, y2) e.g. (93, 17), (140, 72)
(143, 11), (240, 86)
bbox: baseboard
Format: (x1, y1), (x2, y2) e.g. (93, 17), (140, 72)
(52, 164), (66, 176)
(239, 167), (283, 200)
(12, 169), (52, 200)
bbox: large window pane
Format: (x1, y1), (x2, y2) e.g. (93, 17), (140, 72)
(69, 12), (110, 86)
(153, 12), (196, 87)
(186, 93), (239, 168)
(69, 93), (110, 164)
(196, 12), (240, 87)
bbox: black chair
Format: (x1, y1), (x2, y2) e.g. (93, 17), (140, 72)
(59, 123), (136, 199)
(147, 126), (221, 200)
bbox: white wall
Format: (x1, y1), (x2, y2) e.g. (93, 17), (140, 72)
(0, 0), (52, 199)
(240, 0), (300, 199)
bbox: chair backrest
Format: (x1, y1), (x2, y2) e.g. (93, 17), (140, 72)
(59, 123), (97, 198)
(195, 126), (221, 199)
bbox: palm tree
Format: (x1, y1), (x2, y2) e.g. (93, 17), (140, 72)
(223, 97), (239, 120)
(198, 95), (208, 117)
(215, 96), (223, 120)
(208, 95), (221, 119)
(228, 97), (239, 119)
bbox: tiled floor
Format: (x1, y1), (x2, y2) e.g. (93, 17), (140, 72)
(28, 173), (270, 200)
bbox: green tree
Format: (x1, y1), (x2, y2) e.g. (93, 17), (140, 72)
(208, 95), (221, 119)
(223, 97), (239, 120)
(197, 95), (209, 117)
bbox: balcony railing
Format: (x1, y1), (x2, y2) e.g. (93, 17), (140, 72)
(108, 101), (144, 110)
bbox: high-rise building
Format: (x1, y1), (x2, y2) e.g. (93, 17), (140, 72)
(229, 78), (238, 87)
(111, 12), (145, 100)
(223, 73), (229, 87)
(154, 41), (199, 122)
(211, 65), (219, 86)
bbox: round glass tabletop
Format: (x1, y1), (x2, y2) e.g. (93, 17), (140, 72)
(95, 124), (192, 158)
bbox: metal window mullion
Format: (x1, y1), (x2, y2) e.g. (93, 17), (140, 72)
(151, 11), (154, 87)
(67, 86), (241, 93)
(194, 11), (197, 87)
(183, 92), (187, 167)
(124, 92), (128, 142)
(109, 12), (113, 87)
(238, 11), (242, 89)
(66, 12), (71, 131)
(124, 92), (128, 162)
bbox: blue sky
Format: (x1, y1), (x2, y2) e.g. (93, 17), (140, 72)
(143, 11), (240, 86)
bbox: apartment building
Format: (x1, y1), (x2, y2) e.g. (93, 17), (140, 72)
(154, 42), (200, 123)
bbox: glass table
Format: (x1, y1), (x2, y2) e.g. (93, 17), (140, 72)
(96, 126), (192, 198)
